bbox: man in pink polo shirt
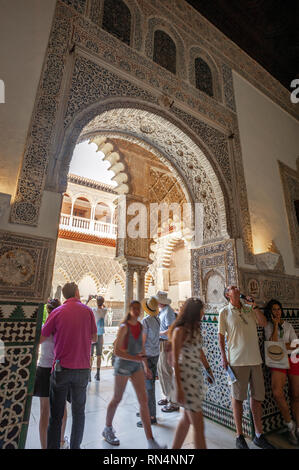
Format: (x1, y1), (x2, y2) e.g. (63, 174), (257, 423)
(41, 282), (97, 449)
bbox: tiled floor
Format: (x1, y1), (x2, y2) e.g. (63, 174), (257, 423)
(25, 368), (298, 450)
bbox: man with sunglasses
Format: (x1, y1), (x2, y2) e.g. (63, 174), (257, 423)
(218, 285), (275, 449)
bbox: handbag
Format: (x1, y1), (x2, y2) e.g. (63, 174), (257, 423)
(264, 341), (290, 369)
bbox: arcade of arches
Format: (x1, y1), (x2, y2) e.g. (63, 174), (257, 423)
(0, 0), (299, 449)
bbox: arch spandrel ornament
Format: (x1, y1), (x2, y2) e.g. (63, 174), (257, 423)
(10, 26), (253, 263)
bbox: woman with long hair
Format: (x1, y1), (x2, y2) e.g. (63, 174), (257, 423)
(33, 299), (69, 449)
(102, 300), (166, 449)
(170, 297), (214, 449)
(264, 299), (299, 445)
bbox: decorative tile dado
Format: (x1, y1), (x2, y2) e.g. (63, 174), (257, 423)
(0, 231), (55, 302)
(0, 302), (43, 449)
(0, 304), (39, 320)
(201, 318), (253, 437)
(278, 161), (299, 268)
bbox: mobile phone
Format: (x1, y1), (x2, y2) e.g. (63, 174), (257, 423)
(203, 369), (215, 386)
(240, 293), (254, 302)
(227, 365), (237, 385)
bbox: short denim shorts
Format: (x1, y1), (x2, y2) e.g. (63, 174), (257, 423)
(114, 357), (142, 376)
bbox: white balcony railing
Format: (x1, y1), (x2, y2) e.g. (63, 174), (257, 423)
(60, 214), (117, 239)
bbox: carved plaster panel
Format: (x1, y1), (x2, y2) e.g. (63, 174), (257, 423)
(239, 269), (299, 306)
(191, 239), (238, 300)
(0, 231), (56, 302)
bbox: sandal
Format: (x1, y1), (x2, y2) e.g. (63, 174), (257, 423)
(161, 404), (179, 412)
(158, 399), (168, 406)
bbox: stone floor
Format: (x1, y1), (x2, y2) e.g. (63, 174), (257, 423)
(26, 368), (298, 450)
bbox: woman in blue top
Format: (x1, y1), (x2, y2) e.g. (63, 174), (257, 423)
(102, 300), (166, 449)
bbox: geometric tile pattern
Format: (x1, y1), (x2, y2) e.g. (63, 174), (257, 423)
(201, 319), (253, 437)
(0, 302), (43, 449)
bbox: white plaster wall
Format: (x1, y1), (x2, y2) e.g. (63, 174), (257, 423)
(0, 0), (56, 195)
(233, 72), (299, 276)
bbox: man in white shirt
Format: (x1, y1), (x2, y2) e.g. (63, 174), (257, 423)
(218, 285), (275, 449)
(86, 295), (107, 381)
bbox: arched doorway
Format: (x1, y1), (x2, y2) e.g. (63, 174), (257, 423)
(49, 102), (232, 306)
(6, 102), (240, 449)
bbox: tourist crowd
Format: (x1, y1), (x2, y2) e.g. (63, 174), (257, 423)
(34, 282), (299, 450)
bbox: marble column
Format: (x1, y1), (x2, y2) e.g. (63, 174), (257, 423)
(123, 264), (135, 314)
(136, 266), (147, 302)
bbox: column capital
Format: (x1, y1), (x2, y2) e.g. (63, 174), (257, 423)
(121, 262), (136, 276)
(135, 265), (148, 277)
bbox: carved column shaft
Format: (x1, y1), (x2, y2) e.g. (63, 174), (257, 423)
(123, 265), (134, 314)
(136, 267), (147, 302)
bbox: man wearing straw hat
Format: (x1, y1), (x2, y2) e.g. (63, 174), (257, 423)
(136, 296), (161, 428)
(155, 291), (179, 413)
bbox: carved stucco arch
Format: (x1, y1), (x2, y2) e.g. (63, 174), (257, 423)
(202, 268), (225, 304)
(93, 199), (115, 216)
(112, 272), (125, 290)
(89, 137), (130, 194)
(49, 98), (231, 244)
(78, 271), (102, 293)
(72, 192), (93, 207)
(57, 267), (71, 283)
(188, 46), (223, 102)
(161, 235), (187, 268)
(145, 16), (187, 79)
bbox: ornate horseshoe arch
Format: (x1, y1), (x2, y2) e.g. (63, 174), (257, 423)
(44, 99), (232, 245)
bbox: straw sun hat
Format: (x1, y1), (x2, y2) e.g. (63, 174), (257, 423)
(141, 296), (159, 317)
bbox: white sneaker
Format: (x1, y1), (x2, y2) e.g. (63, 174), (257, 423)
(148, 438), (167, 449)
(286, 422), (298, 446)
(60, 436), (70, 449)
(102, 427), (120, 446)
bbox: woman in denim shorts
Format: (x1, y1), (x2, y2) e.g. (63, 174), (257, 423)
(102, 300), (166, 449)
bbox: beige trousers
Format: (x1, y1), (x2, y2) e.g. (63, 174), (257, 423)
(157, 341), (174, 403)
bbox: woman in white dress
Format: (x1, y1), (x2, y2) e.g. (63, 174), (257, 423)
(170, 297), (214, 449)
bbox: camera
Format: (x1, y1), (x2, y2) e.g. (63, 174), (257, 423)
(240, 293), (254, 303)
